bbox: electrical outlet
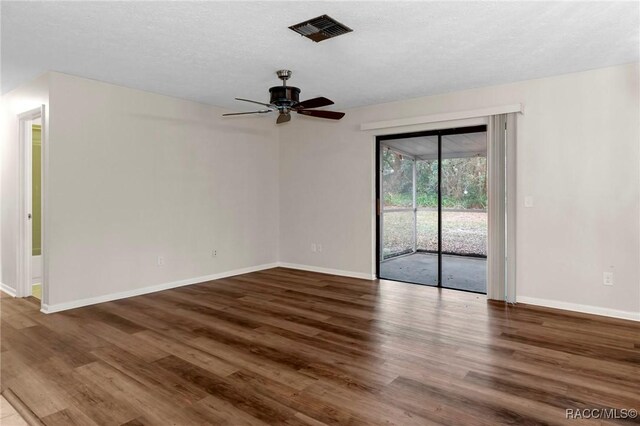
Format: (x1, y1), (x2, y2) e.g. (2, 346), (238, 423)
(157, 256), (164, 266)
(212, 250), (217, 258)
(603, 272), (614, 286)
(311, 243), (317, 252)
(317, 243), (322, 252)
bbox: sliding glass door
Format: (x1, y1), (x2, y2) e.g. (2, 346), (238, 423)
(379, 136), (439, 286)
(377, 126), (487, 293)
(440, 130), (488, 292)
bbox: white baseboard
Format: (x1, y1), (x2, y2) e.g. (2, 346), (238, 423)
(517, 296), (640, 322)
(31, 261), (639, 322)
(0, 283), (16, 297)
(41, 262), (279, 314)
(277, 262), (375, 280)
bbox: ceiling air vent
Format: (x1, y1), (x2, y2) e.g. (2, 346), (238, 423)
(289, 15), (353, 42)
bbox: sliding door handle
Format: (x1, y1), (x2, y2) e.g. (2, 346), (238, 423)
(27, 213), (32, 220)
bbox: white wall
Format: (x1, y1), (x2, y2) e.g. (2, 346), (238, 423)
(2, 72), (279, 307)
(0, 73), (50, 295)
(279, 63), (640, 319)
(2, 64), (638, 320)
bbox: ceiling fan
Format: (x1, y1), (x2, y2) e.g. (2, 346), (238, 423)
(223, 70), (345, 124)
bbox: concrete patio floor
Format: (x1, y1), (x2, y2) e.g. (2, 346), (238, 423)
(379, 252), (486, 293)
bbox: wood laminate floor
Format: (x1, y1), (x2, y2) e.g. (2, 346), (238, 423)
(1, 267), (639, 425)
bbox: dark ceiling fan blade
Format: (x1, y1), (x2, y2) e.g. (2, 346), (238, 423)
(276, 112), (291, 124)
(297, 109), (345, 120)
(222, 110), (272, 116)
(294, 97), (334, 110)
(235, 98), (274, 109)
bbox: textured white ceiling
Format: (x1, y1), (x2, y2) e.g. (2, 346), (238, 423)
(2, 1), (638, 109)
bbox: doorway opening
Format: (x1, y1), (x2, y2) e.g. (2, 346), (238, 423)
(31, 119), (42, 299)
(17, 106), (45, 303)
(376, 125), (487, 293)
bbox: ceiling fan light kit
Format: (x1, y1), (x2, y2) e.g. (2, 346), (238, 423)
(223, 70), (345, 124)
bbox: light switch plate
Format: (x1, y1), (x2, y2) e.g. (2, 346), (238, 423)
(524, 196), (534, 208)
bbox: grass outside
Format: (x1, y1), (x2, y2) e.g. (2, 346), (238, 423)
(383, 210), (487, 258)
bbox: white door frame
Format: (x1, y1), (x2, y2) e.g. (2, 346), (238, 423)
(17, 106), (46, 301)
(369, 113), (518, 300)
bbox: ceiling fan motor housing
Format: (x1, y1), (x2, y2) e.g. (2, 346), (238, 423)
(269, 86), (300, 108)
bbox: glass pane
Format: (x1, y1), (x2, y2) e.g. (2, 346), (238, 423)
(382, 210), (414, 259)
(382, 149), (413, 209)
(440, 131), (487, 293)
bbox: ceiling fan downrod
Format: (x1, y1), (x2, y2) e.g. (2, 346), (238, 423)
(276, 69), (292, 87)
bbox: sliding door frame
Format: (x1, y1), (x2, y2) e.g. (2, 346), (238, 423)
(376, 124), (487, 290)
